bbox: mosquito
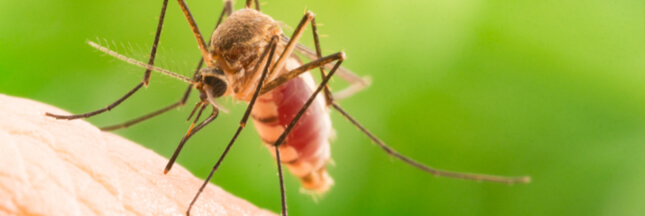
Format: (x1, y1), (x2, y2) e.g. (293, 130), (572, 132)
(46, 0), (531, 215)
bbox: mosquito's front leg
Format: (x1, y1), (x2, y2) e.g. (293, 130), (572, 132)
(142, 0), (170, 86)
(45, 0), (171, 120)
(99, 0), (234, 131)
(165, 104), (218, 174)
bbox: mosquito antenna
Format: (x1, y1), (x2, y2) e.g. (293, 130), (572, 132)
(87, 41), (196, 84)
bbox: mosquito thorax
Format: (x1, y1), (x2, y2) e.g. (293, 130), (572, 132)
(197, 67), (228, 98)
(210, 8), (282, 73)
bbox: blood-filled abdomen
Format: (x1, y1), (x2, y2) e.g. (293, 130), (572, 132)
(250, 71), (333, 193)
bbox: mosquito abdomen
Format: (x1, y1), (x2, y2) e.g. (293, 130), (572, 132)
(251, 70), (334, 193)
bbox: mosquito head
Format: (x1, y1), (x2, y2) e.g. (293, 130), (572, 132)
(197, 67), (228, 99)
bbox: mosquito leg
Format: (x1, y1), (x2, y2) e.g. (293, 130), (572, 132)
(182, 0), (231, 72)
(100, 101), (183, 131)
(286, 18), (524, 183)
(98, 2), (232, 131)
(98, 58), (197, 131)
(186, 36), (279, 216)
(268, 11), (315, 81)
(223, 0), (234, 16)
(275, 147), (287, 216)
(261, 52), (345, 94)
(310, 17), (333, 105)
(45, 0), (170, 120)
(302, 32), (530, 183)
(269, 57), (345, 216)
(142, 0), (170, 86)
(45, 83), (143, 120)
(329, 102), (531, 184)
(179, 0), (232, 99)
(176, 0), (214, 66)
(175, 0), (232, 65)
(245, 0), (260, 11)
(164, 104), (217, 174)
(185, 101), (204, 121)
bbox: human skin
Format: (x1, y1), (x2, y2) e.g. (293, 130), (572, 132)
(0, 94), (275, 216)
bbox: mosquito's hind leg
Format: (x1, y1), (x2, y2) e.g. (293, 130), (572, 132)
(268, 44), (529, 187)
(282, 13), (530, 183)
(330, 102), (531, 183)
(315, 66), (531, 182)
(99, 1), (233, 131)
(45, 0), (171, 120)
(323, 79), (530, 183)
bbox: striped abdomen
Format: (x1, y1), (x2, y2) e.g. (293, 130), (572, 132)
(250, 70), (333, 193)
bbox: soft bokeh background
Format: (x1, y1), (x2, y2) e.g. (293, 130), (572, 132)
(2, 0), (644, 215)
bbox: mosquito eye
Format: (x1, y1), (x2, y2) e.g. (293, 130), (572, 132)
(198, 67), (228, 97)
(203, 76), (228, 97)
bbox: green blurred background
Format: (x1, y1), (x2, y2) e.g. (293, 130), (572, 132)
(2, 0), (644, 215)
